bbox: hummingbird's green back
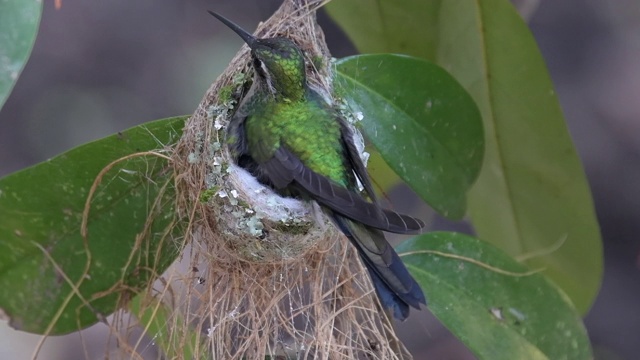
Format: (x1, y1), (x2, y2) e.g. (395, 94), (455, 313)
(245, 92), (350, 188)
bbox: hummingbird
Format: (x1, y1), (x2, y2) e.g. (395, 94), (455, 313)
(208, 11), (427, 320)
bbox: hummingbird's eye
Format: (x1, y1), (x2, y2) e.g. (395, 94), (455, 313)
(254, 58), (269, 77)
(255, 59), (272, 81)
(259, 60), (270, 77)
(253, 58), (263, 75)
(253, 57), (275, 94)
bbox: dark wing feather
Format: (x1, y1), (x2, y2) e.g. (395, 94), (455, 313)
(260, 141), (298, 189)
(336, 120), (425, 232)
(260, 146), (425, 234)
(226, 113), (249, 161)
(338, 119), (378, 202)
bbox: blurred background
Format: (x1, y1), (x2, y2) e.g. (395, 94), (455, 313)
(0, 0), (638, 359)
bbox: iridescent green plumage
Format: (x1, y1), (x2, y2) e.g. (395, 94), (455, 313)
(209, 11), (426, 320)
(245, 93), (348, 183)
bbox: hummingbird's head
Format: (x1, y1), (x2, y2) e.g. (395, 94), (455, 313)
(250, 38), (306, 99)
(208, 11), (306, 100)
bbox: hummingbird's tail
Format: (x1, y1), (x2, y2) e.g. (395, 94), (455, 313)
(331, 214), (426, 321)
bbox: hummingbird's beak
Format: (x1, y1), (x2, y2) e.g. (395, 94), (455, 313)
(207, 10), (257, 48)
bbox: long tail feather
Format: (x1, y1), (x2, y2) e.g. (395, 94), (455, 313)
(331, 214), (426, 321)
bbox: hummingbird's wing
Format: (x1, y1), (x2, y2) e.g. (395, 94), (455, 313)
(337, 120), (378, 203)
(227, 115), (248, 160)
(259, 144), (425, 234)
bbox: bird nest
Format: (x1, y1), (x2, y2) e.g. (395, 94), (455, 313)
(129, 0), (410, 358)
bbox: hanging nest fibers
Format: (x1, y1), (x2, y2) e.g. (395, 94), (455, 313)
(132, 0), (411, 358)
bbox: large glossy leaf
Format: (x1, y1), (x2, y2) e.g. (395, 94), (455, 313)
(326, 0), (602, 313)
(434, 0), (602, 313)
(335, 54), (484, 219)
(0, 116), (187, 334)
(398, 232), (592, 360)
(0, 0), (41, 110)
(325, 0), (441, 61)
(364, 149), (402, 196)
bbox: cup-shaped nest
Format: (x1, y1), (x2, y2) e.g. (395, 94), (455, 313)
(158, 1), (410, 359)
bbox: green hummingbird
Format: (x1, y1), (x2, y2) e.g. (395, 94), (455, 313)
(208, 11), (426, 320)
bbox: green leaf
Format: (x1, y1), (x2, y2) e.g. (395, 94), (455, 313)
(335, 54), (484, 219)
(130, 294), (198, 359)
(398, 232), (592, 360)
(434, 0), (602, 313)
(0, 0), (42, 110)
(325, 0), (441, 61)
(0, 116), (187, 334)
(326, 0), (602, 314)
(365, 148), (402, 194)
